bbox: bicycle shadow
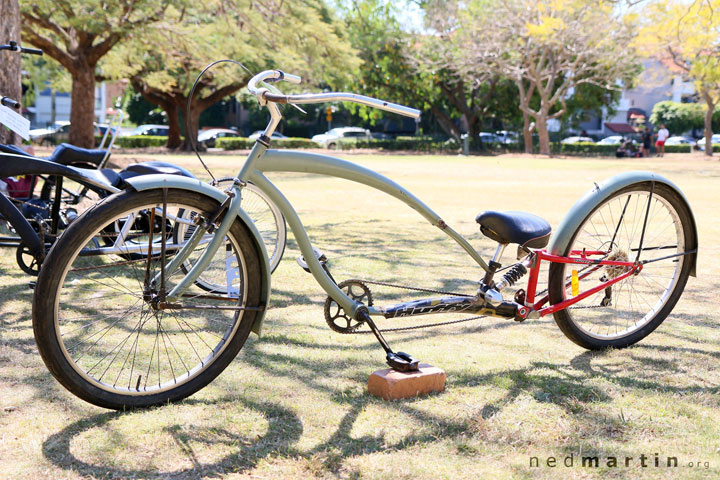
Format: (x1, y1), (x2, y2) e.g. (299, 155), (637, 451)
(38, 334), (720, 478)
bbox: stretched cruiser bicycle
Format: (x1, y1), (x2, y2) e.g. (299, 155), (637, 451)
(32, 70), (698, 410)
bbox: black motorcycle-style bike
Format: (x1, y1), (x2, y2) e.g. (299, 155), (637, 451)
(1, 42), (285, 276)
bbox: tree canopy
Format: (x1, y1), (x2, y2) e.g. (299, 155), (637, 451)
(21, 0), (173, 147)
(636, 0), (720, 155)
(103, 0), (359, 149)
(429, 0), (640, 154)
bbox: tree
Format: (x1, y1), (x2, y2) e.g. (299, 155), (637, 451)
(637, 0), (720, 156)
(0, 0), (21, 146)
(20, 0), (172, 148)
(649, 101), (704, 135)
(435, 0), (640, 155)
(105, 0), (359, 150)
(344, 0), (521, 148)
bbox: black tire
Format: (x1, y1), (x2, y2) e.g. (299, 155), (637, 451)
(548, 182), (695, 350)
(33, 189), (263, 409)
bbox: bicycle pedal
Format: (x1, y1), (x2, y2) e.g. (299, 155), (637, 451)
(296, 247), (327, 273)
(386, 351), (420, 372)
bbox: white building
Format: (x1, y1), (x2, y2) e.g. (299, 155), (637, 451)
(31, 83), (107, 128)
(579, 59), (696, 136)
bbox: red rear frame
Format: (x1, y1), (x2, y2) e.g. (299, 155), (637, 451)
(523, 249), (642, 317)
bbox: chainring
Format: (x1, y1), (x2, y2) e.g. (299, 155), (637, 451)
(16, 243), (40, 275)
(324, 279), (373, 333)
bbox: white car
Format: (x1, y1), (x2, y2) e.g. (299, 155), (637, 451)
(664, 136), (697, 148)
(698, 134), (720, 151)
(123, 124), (169, 137)
(478, 132), (501, 144)
(561, 136), (595, 144)
(597, 135), (624, 145)
(198, 128), (241, 147)
(311, 127), (371, 148)
(29, 121), (71, 145)
(248, 131), (289, 141)
(495, 130), (518, 144)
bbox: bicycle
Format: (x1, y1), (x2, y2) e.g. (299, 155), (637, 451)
(0, 43), (285, 276)
(32, 69), (698, 410)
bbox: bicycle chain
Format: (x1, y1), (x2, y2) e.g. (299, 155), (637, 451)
(336, 276), (474, 297)
(348, 314), (489, 334)
(330, 277), (486, 334)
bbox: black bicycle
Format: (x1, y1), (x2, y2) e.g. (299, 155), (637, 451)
(1, 42), (286, 275)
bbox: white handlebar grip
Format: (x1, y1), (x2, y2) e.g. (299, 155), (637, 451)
(282, 72), (302, 84)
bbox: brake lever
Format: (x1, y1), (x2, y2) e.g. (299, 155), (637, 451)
(261, 81), (307, 115)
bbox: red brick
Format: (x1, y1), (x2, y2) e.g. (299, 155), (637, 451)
(367, 363), (446, 400)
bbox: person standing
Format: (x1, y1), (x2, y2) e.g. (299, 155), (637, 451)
(642, 128), (653, 157)
(656, 124), (669, 157)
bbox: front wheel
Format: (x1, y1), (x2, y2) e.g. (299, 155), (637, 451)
(33, 189), (263, 409)
(548, 182), (695, 350)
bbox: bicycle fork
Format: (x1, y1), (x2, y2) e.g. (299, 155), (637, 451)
(148, 185), (244, 304)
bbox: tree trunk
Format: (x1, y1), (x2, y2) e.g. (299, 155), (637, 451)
(703, 92), (714, 157)
(522, 110), (532, 154)
(166, 103), (182, 149)
(535, 112), (551, 156)
(0, 0), (22, 146)
(69, 66), (97, 148)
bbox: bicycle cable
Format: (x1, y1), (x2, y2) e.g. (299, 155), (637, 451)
(186, 59), (255, 184)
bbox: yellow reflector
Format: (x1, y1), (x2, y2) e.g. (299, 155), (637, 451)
(571, 269), (579, 296)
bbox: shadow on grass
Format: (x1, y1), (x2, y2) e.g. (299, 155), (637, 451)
(38, 331), (720, 478)
(41, 397), (303, 480)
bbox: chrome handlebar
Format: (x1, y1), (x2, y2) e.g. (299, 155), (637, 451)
(247, 70), (421, 119)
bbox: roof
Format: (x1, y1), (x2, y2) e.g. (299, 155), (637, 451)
(604, 122), (638, 134)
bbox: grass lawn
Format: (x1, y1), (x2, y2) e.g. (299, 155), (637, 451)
(1, 150), (718, 479)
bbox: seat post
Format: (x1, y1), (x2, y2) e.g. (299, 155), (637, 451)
(482, 243), (507, 285)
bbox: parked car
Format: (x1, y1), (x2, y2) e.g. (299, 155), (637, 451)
(198, 128), (241, 148)
(123, 124), (169, 137)
(561, 136), (595, 144)
(478, 132), (501, 144)
(247, 130), (289, 141)
(664, 136), (697, 149)
(29, 121), (71, 145)
(495, 130), (518, 144)
(698, 134), (720, 151)
(311, 127), (371, 148)
(596, 135), (624, 145)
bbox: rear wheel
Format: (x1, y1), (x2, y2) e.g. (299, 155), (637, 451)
(548, 182), (695, 349)
(33, 189), (263, 409)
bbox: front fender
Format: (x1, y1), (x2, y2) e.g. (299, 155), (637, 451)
(124, 174), (271, 335)
(547, 171), (697, 277)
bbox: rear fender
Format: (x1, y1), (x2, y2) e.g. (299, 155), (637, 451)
(547, 171), (697, 276)
(124, 174), (271, 335)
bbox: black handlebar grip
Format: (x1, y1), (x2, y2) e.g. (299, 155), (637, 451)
(21, 46), (43, 55)
(1, 96), (21, 109)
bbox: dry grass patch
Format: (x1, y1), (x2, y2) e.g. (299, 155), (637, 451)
(1, 151), (719, 479)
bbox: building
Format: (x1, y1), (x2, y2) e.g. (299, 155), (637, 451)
(30, 83), (108, 128)
(579, 59), (696, 136)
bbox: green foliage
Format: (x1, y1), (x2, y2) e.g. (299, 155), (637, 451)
(125, 90), (166, 126)
(664, 144), (693, 153)
(336, 137), (458, 152)
(216, 137), (320, 150)
(106, 136), (170, 148)
(20, 55), (70, 107)
(555, 142), (618, 155)
(553, 142), (692, 155)
(650, 101), (704, 134)
(562, 83), (622, 130)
